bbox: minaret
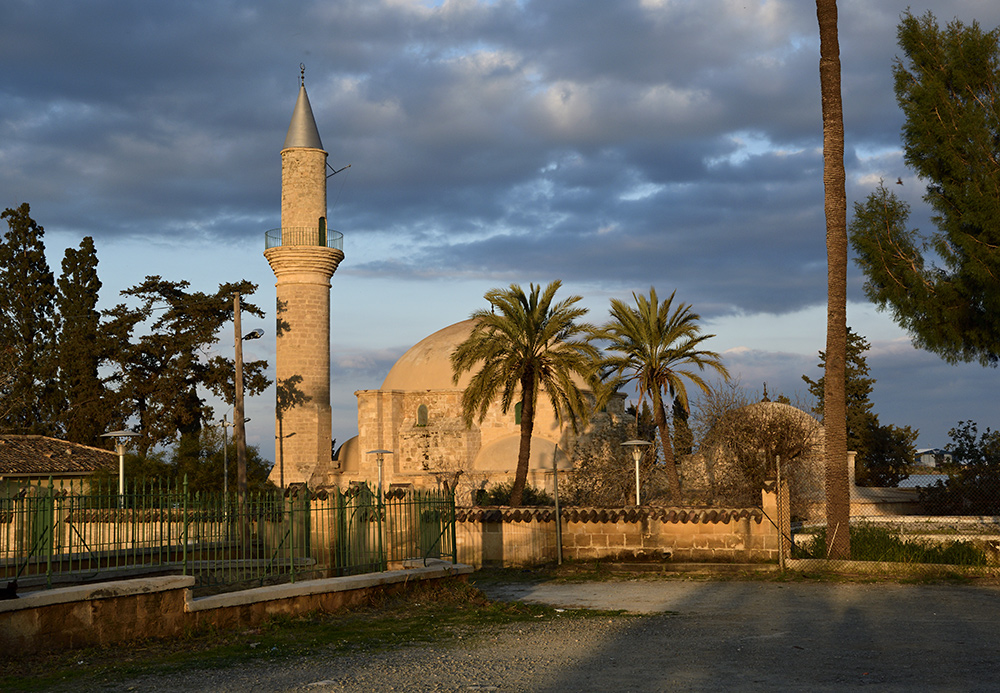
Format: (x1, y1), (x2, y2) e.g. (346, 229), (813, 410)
(264, 69), (344, 486)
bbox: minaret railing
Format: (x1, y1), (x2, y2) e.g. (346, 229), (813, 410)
(265, 227), (343, 250)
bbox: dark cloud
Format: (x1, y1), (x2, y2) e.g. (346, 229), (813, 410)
(4, 0), (1000, 453)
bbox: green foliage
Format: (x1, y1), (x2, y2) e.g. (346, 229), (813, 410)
(802, 327), (874, 431)
(855, 417), (917, 487)
(849, 12), (1000, 366)
(57, 236), (117, 446)
(671, 395), (693, 457)
(474, 480), (553, 507)
(451, 280), (599, 507)
(104, 276), (271, 456)
(920, 421), (1000, 515)
(595, 287), (729, 499)
(802, 327), (914, 487)
(93, 429), (274, 495)
(0, 203), (60, 435)
(0, 204), (272, 452)
(795, 522), (986, 566)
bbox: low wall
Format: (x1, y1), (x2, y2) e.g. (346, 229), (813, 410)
(0, 560), (473, 656)
(455, 491), (780, 567)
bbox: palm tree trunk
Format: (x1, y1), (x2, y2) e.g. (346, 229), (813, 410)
(817, 0), (851, 560)
(509, 373), (536, 507)
(652, 391), (681, 501)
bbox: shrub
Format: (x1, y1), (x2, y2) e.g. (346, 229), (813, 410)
(794, 522), (986, 565)
(474, 481), (553, 507)
(919, 421), (1000, 515)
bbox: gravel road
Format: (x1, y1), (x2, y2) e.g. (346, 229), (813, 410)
(94, 579), (1000, 692)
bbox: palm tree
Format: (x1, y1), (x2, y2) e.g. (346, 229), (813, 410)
(816, 0), (850, 559)
(596, 288), (729, 501)
(451, 280), (600, 507)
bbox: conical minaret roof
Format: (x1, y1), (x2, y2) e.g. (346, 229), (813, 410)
(283, 84), (324, 150)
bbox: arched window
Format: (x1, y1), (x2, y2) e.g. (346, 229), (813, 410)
(417, 404), (429, 427)
(514, 402), (522, 425)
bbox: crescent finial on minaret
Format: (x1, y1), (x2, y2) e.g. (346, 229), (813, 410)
(300, 63), (306, 87)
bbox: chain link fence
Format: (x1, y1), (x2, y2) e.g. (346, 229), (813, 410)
(783, 445), (1000, 573)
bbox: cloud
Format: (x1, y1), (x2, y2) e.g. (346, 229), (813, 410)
(5, 0), (999, 458)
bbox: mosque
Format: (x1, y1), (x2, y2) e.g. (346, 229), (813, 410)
(264, 75), (623, 498)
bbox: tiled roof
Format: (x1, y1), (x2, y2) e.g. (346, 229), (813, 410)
(0, 435), (116, 476)
(456, 506), (764, 525)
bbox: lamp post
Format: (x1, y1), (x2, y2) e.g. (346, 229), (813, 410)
(366, 449), (393, 497)
(233, 291), (263, 503)
(276, 429), (295, 489)
(101, 430), (141, 508)
(622, 439), (652, 506)
(366, 449), (392, 572)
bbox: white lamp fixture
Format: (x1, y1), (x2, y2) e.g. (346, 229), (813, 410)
(366, 449), (393, 496)
(101, 430), (141, 507)
(622, 439), (652, 506)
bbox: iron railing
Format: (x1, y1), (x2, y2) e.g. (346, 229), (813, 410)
(264, 226), (343, 250)
(0, 478), (455, 594)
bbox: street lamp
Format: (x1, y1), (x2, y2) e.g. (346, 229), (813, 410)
(101, 430), (141, 507)
(366, 449), (393, 496)
(622, 439), (652, 506)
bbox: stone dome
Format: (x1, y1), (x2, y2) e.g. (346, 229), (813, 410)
(381, 319), (476, 391)
(380, 318), (595, 392)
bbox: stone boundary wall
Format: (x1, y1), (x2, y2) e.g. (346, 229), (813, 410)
(0, 561), (472, 656)
(454, 491), (781, 568)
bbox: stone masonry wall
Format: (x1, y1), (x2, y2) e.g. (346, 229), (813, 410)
(455, 490), (781, 568)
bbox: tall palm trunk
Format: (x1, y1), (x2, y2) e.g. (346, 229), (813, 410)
(652, 391), (681, 501)
(510, 372), (536, 507)
(817, 0), (850, 559)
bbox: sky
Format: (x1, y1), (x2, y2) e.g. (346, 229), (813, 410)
(3, 0), (999, 462)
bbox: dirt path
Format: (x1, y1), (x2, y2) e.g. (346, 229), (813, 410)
(97, 579), (1000, 692)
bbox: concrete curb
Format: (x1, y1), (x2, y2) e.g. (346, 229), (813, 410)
(186, 560), (474, 612)
(0, 575), (195, 613)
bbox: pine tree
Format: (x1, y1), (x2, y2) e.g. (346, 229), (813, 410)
(849, 11), (1000, 366)
(802, 327), (874, 451)
(0, 204), (60, 435)
(105, 277), (270, 456)
(803, 328), (914, 487)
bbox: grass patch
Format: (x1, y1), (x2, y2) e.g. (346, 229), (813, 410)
(793, 522), (988, 565)
(0, 579), (609, 693)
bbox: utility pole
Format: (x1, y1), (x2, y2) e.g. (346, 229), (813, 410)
(234, 292), (248, 503)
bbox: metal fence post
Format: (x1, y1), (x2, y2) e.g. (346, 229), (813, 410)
(182, 475), (189, 576)
(376, 485), (386, 572)
(450, 490), (457, 565)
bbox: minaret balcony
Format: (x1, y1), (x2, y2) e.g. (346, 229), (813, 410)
(265, 227), (343, 251)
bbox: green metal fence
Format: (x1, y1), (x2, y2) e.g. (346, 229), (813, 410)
(0, 478), (456, 594)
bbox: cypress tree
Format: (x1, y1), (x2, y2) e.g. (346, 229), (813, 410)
(56, 236), (115, 445)
(0, 204), (60, 435)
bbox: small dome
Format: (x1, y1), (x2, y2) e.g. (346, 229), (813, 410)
(472, 435), (571, 472)
(381, 320), (476, 391)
